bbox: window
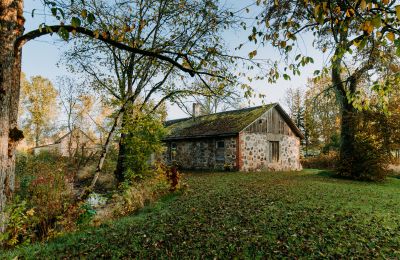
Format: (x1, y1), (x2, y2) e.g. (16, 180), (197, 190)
(269, 141), (279, 162)
(216, 140), (225, 148)
(216, 140), (225, 163)
(170, 143), (177, 161)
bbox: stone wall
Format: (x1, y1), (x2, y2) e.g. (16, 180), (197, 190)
(239, 132), (302, 172)
(165, 136), (238, 170)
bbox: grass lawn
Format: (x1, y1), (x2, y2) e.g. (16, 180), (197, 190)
(3, 169), (400, 258)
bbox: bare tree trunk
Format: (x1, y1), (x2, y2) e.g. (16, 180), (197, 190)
(79, 109), (122, 199)
(0, 0), (25, 229)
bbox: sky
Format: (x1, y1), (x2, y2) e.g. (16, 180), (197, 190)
(21, 0), (326, 120)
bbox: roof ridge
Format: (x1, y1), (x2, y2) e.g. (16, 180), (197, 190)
(165, 103), (276, 124)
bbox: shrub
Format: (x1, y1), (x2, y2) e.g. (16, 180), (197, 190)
(106, 173), (170, 218)
(95, 162), (183, 221)
(301, 152), (338, 170)
(337, 130), (389, 181)
(11, 152), (77, 244)
(0, 197), (35, 248)
(337, 111), (390, 181)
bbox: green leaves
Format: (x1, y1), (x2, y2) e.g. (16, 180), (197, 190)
(58, 27), (70, 41)
(71, 17), (82, 28)
(87, 13), (96, 25)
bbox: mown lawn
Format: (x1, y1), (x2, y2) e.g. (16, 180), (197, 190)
(3, 169), (400, 258)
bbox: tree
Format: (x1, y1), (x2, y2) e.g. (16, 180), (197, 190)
(175, 79), (242, 116)
(254, 0), (400, 179)
(0, 0), (240, 215)
(284, 87), (319, 155)
(20, 75), (58, 147)
(61, 0), (241, 182)
(304, 77), (341, 153)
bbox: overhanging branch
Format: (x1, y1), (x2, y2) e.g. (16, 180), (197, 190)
(16, 25), (226, 79)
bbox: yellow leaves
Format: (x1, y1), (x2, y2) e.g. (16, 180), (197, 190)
(382, 0), (390, 5)
(362, 21), (373, 35)
(248, 50), (257, 59)
(314, 4), (320, 18)
(81, 9), (87, 19)
(279, 41), (287, 48)
(360, 0), (367, 10)
(386, 32), (395, 42)
(334, 6), (341, 15)
(322, 2), (328, 12)
(182, 59), (192, 69)
(26, 208), (35, 217)
(346, 8), (355, 17)
(396, 5), (400, 20)
(353, 39), (362, 48)
(93, 30), (100, 39)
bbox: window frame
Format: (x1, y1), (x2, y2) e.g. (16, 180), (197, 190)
(170, 142), (177, 161)
(215, 140), (225, 163)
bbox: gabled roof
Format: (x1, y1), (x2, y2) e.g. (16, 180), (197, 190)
(164, 103), (304, 140)
(32, 128), (96, 149)
(54, 128), (95, 144)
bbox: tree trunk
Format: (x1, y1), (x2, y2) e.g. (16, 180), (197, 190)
(115, 111), (129, 183)
(0, 0), (25, 228)
(338, 102), (358, 177)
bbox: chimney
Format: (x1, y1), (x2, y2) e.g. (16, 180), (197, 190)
(193, 103), (201, 118)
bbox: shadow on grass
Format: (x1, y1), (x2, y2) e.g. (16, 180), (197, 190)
(313, 169), (392, 184)
(315, 170), (336, 178)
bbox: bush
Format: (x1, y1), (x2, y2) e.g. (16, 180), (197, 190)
(0, 197), (35, 248)
(338, 130), (389, 181)
(337, 111), (390, 181)
(8, 152), (77, 245)
(95, 162), (183, 221)
(105, 174), (170, 218)
(301, 152), (338, 170)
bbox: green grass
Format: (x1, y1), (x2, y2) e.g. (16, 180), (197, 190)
(3, 169), (400, 258)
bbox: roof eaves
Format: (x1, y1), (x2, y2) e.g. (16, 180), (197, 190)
(163, 132), (238, 141)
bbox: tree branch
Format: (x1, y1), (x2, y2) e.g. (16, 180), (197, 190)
(16, 25), (226, 79)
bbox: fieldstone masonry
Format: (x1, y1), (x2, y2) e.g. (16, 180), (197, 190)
(240, 133), (302, 171)
(167, 137), (237, 170)
(164, 105), (303, 172)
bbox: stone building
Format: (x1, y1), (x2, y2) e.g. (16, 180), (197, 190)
(164, 103), (304, 171)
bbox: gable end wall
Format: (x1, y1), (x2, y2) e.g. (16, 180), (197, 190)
(239, 107), (302, 171)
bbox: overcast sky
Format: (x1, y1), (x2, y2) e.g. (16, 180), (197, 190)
(22, 0), (326, 119)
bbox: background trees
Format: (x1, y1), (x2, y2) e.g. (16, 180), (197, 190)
(254, 0), (400, 179)
(61, 0), (241, 182)
(20, 75), (58, 147)
(1, 0), (244, 214)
